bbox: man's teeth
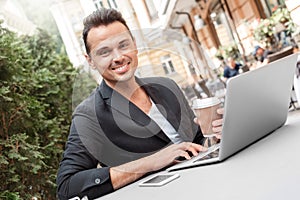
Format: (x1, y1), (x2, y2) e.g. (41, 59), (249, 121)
(115, 65), (126, 71)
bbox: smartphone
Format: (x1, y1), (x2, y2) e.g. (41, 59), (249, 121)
(138, 173), (180, 187)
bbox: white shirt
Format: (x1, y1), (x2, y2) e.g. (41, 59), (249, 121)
(147, 99), (183, 144)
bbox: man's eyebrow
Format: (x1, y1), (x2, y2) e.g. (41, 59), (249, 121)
(92, 46), (110, 55)
(97, 46), (110, 50)
(119, 38), (130, 44)
(95, 46), (110, 52)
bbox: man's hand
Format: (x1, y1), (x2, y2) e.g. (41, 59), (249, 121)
(147, 142), (207, 171)
(110, 142), (206, 190)
(212, 107), (224, 139)
(193, 107), (224, 140)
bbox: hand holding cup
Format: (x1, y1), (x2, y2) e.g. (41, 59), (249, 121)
(192, 97), (223, 138)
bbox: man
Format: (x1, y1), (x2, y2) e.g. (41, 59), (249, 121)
(223, 57), (242, 82)
(56, 8), (223, 199)
(252, 45), (274, 67)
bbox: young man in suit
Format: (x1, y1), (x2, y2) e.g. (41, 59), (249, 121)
(56, 8), (223, 199)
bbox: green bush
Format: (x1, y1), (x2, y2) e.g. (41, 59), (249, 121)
(0, 23), (78, 199)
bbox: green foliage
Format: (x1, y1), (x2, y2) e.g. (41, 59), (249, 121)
(0, 190), (21, 200)
(215, 43), (241, 61)
(253, 18), (275, 47)
(72, 67), (98, 110)
(253, 7), (295, 48)
(0, 23), (78, 199)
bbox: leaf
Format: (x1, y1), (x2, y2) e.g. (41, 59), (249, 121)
(0, 156), (9, 165)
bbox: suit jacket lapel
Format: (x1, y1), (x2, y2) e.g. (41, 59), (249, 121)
(139, 79), (180, 131)
(97, 80), (171, 143)
(139, 77), (197, 142)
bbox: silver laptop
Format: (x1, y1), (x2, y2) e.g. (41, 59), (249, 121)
(167, 53), (299, 172)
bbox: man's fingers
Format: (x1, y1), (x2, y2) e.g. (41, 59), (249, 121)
(217, 107), (224, 115)
(179, 142), (207, 155)
(215, 134), (222, 139)
(186, 143), (207, 153)
(212, 118), (223, 127)
(212, 126), (222, 133)
(193, 117), (198, 124)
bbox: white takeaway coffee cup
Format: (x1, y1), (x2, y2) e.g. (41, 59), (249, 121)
(192, 97), (222, 136)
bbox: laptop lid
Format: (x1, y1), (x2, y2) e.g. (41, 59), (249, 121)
(219, 53), (298, 160)
(167, 53), (298, 172)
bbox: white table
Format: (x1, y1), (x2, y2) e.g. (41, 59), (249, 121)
(99, 111), (300, 200)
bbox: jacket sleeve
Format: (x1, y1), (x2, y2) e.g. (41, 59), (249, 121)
(56, 122), (114, 200)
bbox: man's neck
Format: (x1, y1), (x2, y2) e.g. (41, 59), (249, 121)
(106, 77), (140, 99)
(106, 77), (152, 114)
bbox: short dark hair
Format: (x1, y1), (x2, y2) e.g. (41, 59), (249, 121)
(252, 45), (261, 56)
(82, 8), (130, 54)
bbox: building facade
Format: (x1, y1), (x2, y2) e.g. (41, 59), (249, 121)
(50, 0), (197, 89)
(50, 0), (299, 99)
(169, 0), (296, 61)
(0, 0), (36, 35)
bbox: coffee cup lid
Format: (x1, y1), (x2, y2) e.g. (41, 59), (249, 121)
(192, 97), (221, 109)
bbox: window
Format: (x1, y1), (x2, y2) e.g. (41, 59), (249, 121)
(161, 0), (170, 15)
(210, 9), (235, 46)
(260, 0), (286, 17)
(93, 0), (103, 9)
(161, 55), (175, 75)
(145, 0), (158, 21)
(93, 0), (117, 9)
(108, 0), (117, 9)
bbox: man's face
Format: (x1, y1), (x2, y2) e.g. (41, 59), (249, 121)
(256, 48), (264, 56)
(228, 59), (236, 69)
(86, 21), (138, 87)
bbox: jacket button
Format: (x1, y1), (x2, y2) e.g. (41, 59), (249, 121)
(95, 178), (101, 184)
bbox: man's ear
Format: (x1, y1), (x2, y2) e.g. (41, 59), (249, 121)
(85, 54), (96, 69)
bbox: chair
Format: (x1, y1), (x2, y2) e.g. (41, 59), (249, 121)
(267, 46), (294, 63)
(290, 86), (299, 110)
(241, 65), (250, 73)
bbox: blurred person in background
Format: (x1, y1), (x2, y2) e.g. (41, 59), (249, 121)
(223, 57), (242, 82)
(252, 45), (274, 67)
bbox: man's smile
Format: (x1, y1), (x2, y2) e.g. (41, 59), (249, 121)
(111, 62), (130, 73)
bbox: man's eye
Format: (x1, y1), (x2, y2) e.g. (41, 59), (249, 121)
(119, 42), (130, 49)
(98, 49), (111, 56)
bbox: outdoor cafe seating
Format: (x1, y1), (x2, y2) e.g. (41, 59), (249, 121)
(267, 45), (294, 63)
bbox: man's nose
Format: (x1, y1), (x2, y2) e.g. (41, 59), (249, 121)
(112, 48), (123, 60)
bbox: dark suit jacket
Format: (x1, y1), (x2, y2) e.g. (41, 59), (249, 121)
(56, 77), (204, 199)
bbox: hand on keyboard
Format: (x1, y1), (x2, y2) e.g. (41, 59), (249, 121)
(175, 150), (194, 161)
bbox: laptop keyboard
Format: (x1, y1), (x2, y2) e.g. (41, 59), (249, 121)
(193, 143), (220, 163)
